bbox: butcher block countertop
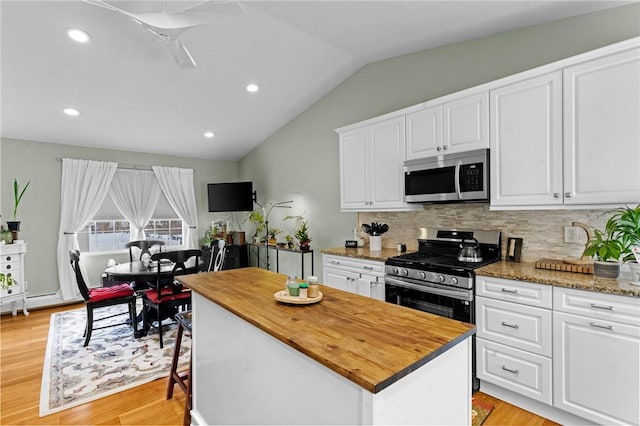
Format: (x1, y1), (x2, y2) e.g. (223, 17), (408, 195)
(477, 261), (640, 298)
(177, 267), (475, 393)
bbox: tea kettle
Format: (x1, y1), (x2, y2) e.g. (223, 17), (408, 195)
(458, 238), (483, 263)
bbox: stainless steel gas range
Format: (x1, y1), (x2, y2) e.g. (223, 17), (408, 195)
(384, 228), (502, 391)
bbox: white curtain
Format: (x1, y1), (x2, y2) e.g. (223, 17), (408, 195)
(108, 169), (161, 241)
(57, 159), (117, 300)
(152, 166), (199, 248)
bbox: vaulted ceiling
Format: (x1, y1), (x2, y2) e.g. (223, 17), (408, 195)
(1, 1), (631, 160)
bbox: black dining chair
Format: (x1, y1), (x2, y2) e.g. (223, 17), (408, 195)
(69, 250), (138, 346)
(140, 249), (201, 348)
(126, 239), (166, 262)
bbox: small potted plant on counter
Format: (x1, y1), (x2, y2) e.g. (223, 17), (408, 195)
(362, 222), (389, 251)
(295, 221), (311, 251)
(584, 205), (640, 278)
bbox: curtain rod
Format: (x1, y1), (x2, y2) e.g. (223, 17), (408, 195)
(55, 157), (153, 171)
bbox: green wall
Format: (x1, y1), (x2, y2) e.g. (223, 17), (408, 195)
(0, 138), (238, 296)
(238, 4), (640, 277)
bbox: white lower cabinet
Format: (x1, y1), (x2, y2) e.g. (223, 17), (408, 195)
(477, 276), (640, 425)
(476, 276), (553, 405)
(553, 287), (640, 426)
(322, 254), (385, 301)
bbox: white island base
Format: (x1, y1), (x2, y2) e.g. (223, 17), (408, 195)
(191, 293), (472, 425)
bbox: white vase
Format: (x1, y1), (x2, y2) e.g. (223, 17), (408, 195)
(369, 235), (382, 251)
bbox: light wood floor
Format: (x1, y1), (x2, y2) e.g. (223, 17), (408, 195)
(1, 303), (558, 425)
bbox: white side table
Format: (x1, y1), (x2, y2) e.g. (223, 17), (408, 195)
(1, 242), (29, 316)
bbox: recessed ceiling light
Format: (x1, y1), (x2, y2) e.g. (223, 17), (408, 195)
(204, 131), (215, 138)
(66, 28), (91, 43)
(246, 83), (259, 93)
(63, 107), (80, 117)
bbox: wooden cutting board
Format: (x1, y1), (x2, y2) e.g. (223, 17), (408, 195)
(535, 258), (594, 274)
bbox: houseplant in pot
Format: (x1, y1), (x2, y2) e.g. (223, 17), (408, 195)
(362, 222), (389, 251)
(294, 221), (311, 251)
(7, 178), (30, 236)
(584, 205), (640, 278)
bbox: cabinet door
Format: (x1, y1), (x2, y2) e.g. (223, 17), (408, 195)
(405, 105), (442, 160)
(553, 311), (640, 425)
(339, 128), (369, 210)
(490, 73), (563, 207)
(563, 48), (640, 205)
(443, 92), (489, 154)
(369, 117), (406, 209)
(324, 267), (357, 293)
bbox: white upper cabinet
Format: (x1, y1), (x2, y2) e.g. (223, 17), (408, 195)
(490, 72), (563, 207)
(339, 116), (417, 211)
(443, 92), (489, 154)
(563, 48), (640, 205)
(490, 45), (640, 209)
(406, 92), (489, 161)
(405, 105), (442, 160)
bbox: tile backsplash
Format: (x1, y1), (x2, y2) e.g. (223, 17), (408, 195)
(359, 204), (612, 261)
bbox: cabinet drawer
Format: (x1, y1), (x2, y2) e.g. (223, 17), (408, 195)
(1, 259), (21, 273)
(323, 255), (384, 277)
(476, 275), (552, 308)
(554, 287), (640, 327)
(477, 338), (552, 405)
(477, 296), (552, 357)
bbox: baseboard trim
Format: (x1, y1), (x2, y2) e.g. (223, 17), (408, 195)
(1, 291), (81, 315)
(479, 381), (597, 425)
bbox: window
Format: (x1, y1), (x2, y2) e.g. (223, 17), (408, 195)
(78, 186), (183, 253)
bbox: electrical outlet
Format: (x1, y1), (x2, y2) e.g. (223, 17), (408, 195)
(564, 226), (580, 243)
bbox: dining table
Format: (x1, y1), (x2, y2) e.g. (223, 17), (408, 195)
(104, 258), (201, 337)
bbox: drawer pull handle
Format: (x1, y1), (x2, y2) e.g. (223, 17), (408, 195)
(590, 303), (614, 311)
(332, 261), (340, 265)
(6, 256), (11, 261)
(363, 266), (374, 270)
(501, 321), (519, 329)
(5, 265), (11, 270)
(590, 322), (614, 331)
(501, 366), (519, 375)
(501, 288), (518, 294)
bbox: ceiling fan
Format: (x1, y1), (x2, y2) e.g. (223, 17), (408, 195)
(84, 0), (244, 69)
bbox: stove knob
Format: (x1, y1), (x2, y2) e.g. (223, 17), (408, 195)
(391, 267), (399, 275)
(400, 269), (409, 276)
(437, 275), (445, 283)
(418, 272), (427, 280)
(451, 277), (458, 285)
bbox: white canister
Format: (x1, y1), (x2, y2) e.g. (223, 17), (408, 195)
(369, 235), (382, 251)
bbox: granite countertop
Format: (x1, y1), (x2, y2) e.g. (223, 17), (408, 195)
(477, 261), (640, 298)
(177, 267), (475, 393)
(321, 246), (410, 262)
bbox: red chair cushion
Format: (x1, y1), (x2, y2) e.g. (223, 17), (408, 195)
(144, 288), (191, 304)
(88, 283), (135, 302)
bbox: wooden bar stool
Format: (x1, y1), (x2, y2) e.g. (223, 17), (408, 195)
(167, 310), (192, 426)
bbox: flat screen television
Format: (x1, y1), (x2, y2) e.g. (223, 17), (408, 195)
(207, 181), (254, 212)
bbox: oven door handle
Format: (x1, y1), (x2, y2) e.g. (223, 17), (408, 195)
(385, 276), (472, 301)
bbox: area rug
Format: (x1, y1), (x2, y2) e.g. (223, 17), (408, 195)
(40, 305), (190, 416)
(472, 397), (495, 426)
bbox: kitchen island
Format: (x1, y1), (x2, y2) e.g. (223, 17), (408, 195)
(177, 267), (475, 425)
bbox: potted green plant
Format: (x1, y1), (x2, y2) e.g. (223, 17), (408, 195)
(248, 210), (266, 244)
(268, 228), (282, 246)
(362, 222), (389, 251)
(7, 179), (30, 233)
(584, 205), (640, 278)
(295, 221), (311, 251)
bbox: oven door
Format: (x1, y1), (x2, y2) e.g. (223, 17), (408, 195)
(385, 276), (473, 323)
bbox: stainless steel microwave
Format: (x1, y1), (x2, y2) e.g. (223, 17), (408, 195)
(404, 149), (489, 203)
